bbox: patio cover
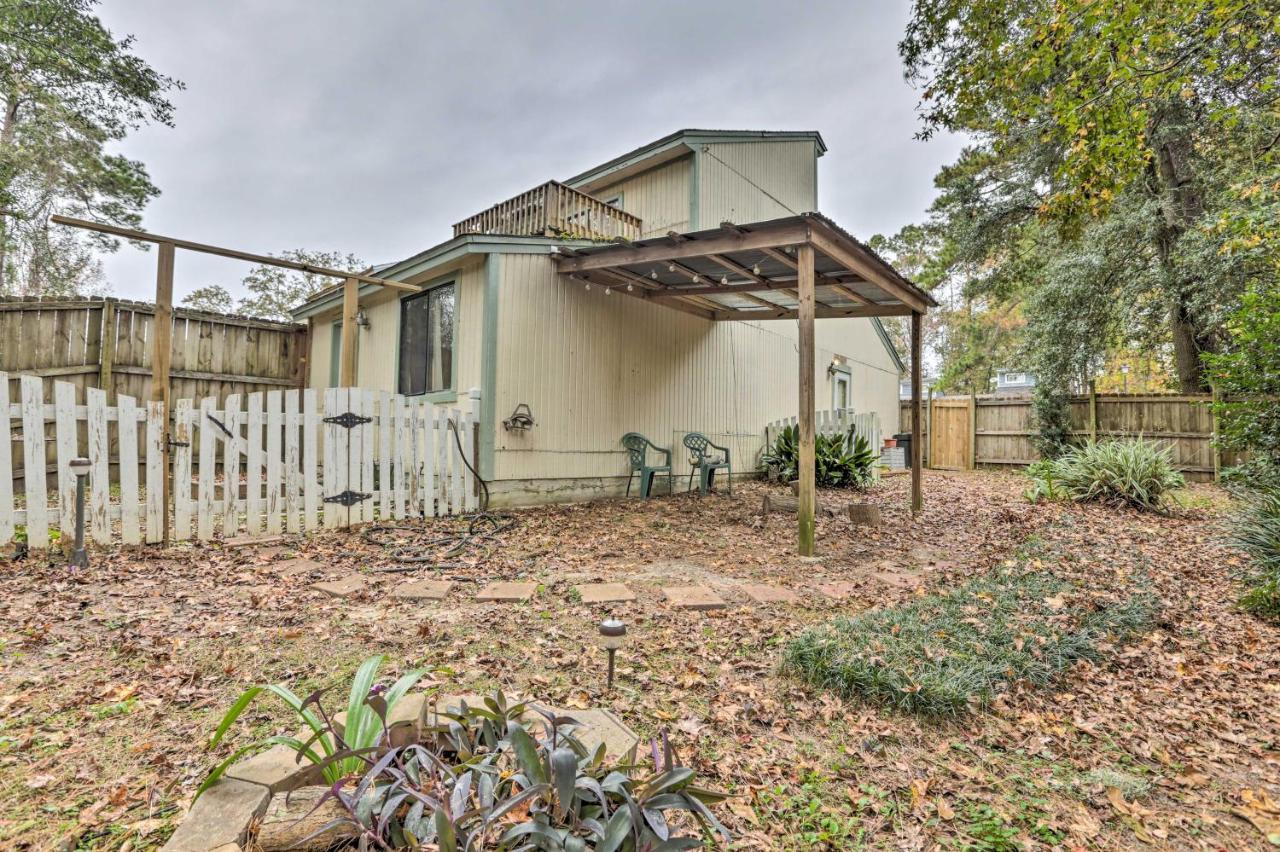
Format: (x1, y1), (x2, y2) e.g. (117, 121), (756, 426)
(553, 213), (937, 554)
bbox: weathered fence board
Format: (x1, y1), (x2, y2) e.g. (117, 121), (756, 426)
(900, 393), (1229, 480)
(1, 371), (479, 552)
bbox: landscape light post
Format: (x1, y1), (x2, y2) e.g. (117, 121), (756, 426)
(597, 617), (626, 692)
(68, 457), (91, 570)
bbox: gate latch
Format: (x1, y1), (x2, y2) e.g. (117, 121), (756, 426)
(324, 490), (371, 507)
(323, 412), (372, 429)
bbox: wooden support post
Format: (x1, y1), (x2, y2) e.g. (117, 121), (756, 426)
(1210, 383), (1222, 482)
(1088, 380), (1098, 443)
(99, 297), (117, 404)
(152, 242), (176, 545)
(796, 243), (816, 556)
(340, 277), (358, 387)
(910, 311), (923, 514)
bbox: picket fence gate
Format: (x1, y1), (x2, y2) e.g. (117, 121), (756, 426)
(1, 370), (478, 551)
(764, 409), (882, 451)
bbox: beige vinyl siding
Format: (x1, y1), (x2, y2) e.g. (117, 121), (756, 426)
(590, 156), (692, 238)
(304, 260), (485, 398)
(490, 254), (899, 497)
(698, 140), (819, 226)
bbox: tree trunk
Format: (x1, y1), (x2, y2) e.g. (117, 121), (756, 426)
(1152, 110), (1211, 392)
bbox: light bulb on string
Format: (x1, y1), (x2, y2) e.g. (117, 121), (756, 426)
(605, 287), (612, 295)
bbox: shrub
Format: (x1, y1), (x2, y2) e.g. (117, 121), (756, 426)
(761, 424), (878, 489)
(1047, 439), (1185, 512)
(782, 570), (1157, 715)
(1231, 486), (1280, 622)
(202, 677), (729, 849)
(201, 654), (426, 794)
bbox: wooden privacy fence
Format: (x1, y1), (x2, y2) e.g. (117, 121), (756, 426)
(1, 371), (479, 551)
(0, 296), (308, 407)
(900, 392), (1227, 480)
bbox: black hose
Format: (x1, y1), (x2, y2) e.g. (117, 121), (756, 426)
(361, 416), (516, 565)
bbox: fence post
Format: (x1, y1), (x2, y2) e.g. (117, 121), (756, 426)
(968, 392), (977, 470)
(926, 387), (934, 469)
(1088, 380), (1098, 442)
(1210, 383), (1222, 482)
(99, 298), (118, 404)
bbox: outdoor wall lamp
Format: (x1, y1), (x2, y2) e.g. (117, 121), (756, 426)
(826, 358), (841, 377)
(597, 617), (627, 692)
(68, 456), (91, 570)
(355, 308), (371, 329)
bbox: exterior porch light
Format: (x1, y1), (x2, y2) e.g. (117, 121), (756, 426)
(355, 308), (371, 329)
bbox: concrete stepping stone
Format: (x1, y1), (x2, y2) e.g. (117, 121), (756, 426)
(741, 584), (799, 604)
(575, 583), (636, 604)
(311, 576), (366, 598)
(662, 586), (726, 610)
(391, 579), (453, 601)
(815, 582), (858, 600)
(477, 581), (537, 602)
(275, 558), (323, 577)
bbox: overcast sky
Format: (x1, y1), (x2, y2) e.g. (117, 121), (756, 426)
(93, 0), (965, 304)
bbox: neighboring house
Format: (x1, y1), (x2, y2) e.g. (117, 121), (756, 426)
(291, 129), (915, 506)
(899, 376), (937, 400)
(993, 369), (1036, 396)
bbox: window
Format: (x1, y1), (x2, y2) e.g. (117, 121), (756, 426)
(832, 371), (851, 410)
(329, 320), (357, 387)
(398, 283), (455, 395)
(1003, 372), (1026, 385)
(602, 194), (623, 208)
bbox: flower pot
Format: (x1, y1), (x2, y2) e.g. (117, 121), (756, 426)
(883, 438), (897, 448)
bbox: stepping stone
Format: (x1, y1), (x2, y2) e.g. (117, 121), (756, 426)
(225, 534), (286, 549)
(476, 582), (537, 602)
(662, 586), (726, 611)
(815, 582), (858, 600)
(391, 579), (453, 601)
(872, 571), (921, 590)
(311, 576), (366, 598)
(275, 558), (322, 577)
(576, 583), (636, 604)
(741, 584), (799, 604)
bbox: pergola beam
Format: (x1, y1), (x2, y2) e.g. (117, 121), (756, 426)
(552, 221), (811, 272)
(708, 304), (910, 321)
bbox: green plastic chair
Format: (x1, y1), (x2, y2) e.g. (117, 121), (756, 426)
(683, 432), (731, 494)
(620, 433), (673, 499)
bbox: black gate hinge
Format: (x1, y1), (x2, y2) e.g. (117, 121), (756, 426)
(323, 412), (372, 429)
(324, 490), (371, 507)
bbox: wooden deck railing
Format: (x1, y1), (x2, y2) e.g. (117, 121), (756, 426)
(452, 180), (642, 241)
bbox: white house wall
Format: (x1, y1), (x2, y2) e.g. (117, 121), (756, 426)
(489, 253), (900, 505)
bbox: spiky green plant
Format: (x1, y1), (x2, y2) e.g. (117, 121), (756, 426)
(1049, 439), (1185, 512)
(761, 424), (878, 488)
(199, 654), (425, 796)
(1231, 486), (1280, 622)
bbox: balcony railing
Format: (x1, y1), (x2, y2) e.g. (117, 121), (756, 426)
(452, 180), (642, 241)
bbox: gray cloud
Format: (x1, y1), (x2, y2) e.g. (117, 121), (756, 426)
(94, 0), (965, 303)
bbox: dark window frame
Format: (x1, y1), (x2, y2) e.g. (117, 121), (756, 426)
(397, 281), (456, 397)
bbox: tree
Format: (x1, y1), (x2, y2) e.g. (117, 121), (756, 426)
(180, 249), (365, 321)
(900, 0), (1280, 392)
(0, 0), (180, 295)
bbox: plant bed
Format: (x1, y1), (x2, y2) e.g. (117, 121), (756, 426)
(169, 657), (726, 851)
(783, 570), (1158, 715)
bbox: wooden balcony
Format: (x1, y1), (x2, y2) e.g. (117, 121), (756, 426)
(452, 180), (642, 241)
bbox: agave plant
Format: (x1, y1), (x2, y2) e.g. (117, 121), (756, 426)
(200, 654), (426, 796)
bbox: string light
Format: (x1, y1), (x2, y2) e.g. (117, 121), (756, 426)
(668, 263), (677, 273)
(584, 281), (591, 291)
(650, 269), (658, 280)
(626, 283), (634, 292)
(752, 263), (761, 275)
(721, 275), (728, 285)
(605, 287), (612, 295)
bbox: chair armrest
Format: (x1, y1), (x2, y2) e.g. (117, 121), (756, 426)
(709, 440), (730, 462)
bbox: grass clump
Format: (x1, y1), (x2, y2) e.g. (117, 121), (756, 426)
(1028, 439), (1185, 512)
(1230, 483), (1280, 622)
(782, 571), (1157, 716)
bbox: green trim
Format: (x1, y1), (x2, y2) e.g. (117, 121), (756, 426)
(871, 317), (907, 373)
(479, 254), (500, 480)
(328, 321), (341, 388)
(689, 148), (700, 230)
(396, 272), (461, 398)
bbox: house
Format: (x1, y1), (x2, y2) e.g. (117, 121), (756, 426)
(899, 375), (937, 400)
(291, 129), (930, 507)
(993, 369), (1036, 396)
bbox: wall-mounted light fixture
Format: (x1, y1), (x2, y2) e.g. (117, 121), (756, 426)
(355, 308), (371, 329)
(826, 357), (842, 378)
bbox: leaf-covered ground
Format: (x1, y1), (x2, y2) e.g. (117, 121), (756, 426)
(1, 471), (1278, 849)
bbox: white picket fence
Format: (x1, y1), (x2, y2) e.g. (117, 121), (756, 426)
(764, 409), (882, 451)
(1, 371), (479, 551)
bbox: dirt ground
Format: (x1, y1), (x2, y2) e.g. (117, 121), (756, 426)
(1, 471), (1278, 850)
